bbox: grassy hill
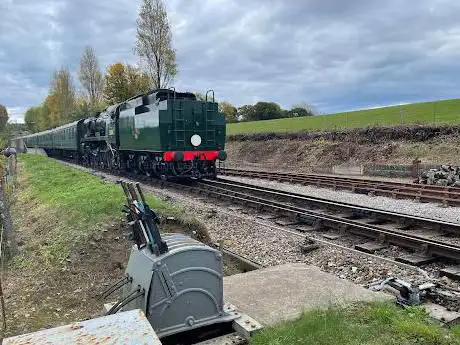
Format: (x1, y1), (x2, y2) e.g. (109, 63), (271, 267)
(227, 99), (460, 135)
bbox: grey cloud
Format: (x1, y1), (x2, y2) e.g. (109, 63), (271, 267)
(1, 0), (460, 122)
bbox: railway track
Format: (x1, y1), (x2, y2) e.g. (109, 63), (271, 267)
(58, 158), (460, 270)
(174, 178), (460, 265)
(218, 167), (460, 207)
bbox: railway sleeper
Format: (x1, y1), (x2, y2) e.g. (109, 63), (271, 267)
(439, 266), (460, 281)
(395, 255), (437, 266)
(275, 218), (301, 226)
(354, 242), (388, 254)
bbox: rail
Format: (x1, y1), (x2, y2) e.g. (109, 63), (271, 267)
(218, 167), (460, 206)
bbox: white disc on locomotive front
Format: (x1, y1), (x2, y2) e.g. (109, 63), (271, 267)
(191, 134), (202, 147)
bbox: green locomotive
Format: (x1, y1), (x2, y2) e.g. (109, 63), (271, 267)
(14, 89), (227, 179)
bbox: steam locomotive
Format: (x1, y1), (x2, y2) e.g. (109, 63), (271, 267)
(12, 89), (227, 179)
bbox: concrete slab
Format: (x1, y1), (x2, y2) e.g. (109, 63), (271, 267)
(223, 263), (390, 326)
(3, 310), (161, 345)
(424, 302), (460, 325)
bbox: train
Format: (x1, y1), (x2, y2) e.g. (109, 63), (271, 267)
(12, 89), (227, 179)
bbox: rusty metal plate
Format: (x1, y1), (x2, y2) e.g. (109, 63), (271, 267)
(3, 309), (162, 345)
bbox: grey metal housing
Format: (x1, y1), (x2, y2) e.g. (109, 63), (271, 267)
(121, 233), (236, 338)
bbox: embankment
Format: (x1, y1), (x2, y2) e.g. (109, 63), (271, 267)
(225, 125), (460, 174)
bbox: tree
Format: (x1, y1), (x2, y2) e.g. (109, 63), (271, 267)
(79, 46), (104, 105)
(135, 0), (177, 89)
(49, 68), (76, 126)
(252, 102), (283, 121)
(0, 104), (9, 132)
(24, 69), (77, 132)
(69, 96), (106, 122)
(25, 99), (54, 132)
(238, 103), (284, 121)
(237, 105), (255, 121)
(287, 103), (316, 117)
(104, 63), (152, 104)
(24, 106), (40, 132)
(126, 65), (152, 97)
(219, 101), (238, 123)
(104, 63), (127, 104)
(194, 92), (206, 101)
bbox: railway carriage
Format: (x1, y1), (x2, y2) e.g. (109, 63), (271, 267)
(13, 89), (227, 179)
(49, 121), (82, 159)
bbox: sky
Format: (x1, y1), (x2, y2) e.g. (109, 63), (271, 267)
(1, 0), (460, 122)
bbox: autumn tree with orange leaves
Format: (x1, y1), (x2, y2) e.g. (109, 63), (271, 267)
(104, 63), (152, 104)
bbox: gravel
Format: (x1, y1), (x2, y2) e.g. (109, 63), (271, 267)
(221, 175), (460, 224)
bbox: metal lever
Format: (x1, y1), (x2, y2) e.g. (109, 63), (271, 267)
(119, 181), (168, 255)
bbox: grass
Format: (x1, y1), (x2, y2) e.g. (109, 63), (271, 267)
(227, 99), (460, 135)
(13, 154), (176, 266)
(251, 302), (460, 345)
(20, 153), (174, 225)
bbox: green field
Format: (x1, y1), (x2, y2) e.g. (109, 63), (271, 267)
(227, 99), (460, 135)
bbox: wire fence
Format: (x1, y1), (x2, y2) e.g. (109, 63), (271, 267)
(0, 154), (18, 334)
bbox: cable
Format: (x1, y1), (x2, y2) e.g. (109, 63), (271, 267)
(99, 276), (131, 300)
(106, 288), (141, 315)
(109, 290), (145, 315)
